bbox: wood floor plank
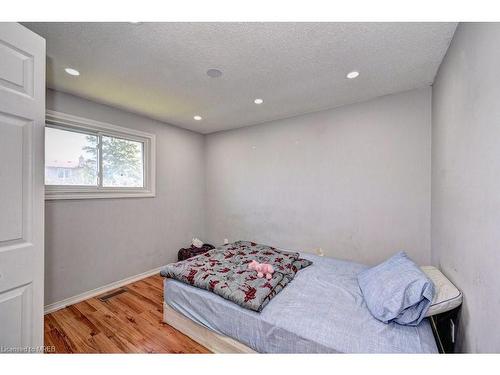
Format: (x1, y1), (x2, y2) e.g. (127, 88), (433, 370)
(45, 328), (76, 353)
(141, 277), (164, 292)
(73, 300), (98, 315)
(44, 274), (210, 354)
(94, 296), (182, 353)
(49, 309), (101, 353)
(127, 283), (163, 307)
(124, 287), (160, 311)
(77, 301), (146, 353)
(87, 332), (124, 353)
(112, 292), (147, 315)
(139, 308), (210, 353)
(67, 305), (101, 336)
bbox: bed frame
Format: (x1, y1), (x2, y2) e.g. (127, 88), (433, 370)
(162, 302), (256, 353)
(164, 300), (461, 354)
(164, 301), (459, 354)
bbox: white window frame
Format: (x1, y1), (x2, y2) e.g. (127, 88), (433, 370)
(45, 110), (156, 200)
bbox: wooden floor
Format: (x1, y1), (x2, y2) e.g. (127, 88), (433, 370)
(44, 274), (211, 353)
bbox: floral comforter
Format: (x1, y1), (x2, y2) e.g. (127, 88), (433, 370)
(161, 241), (312, 312)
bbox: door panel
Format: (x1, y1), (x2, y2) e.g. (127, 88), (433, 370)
(0, 39), (34, 97)
(0, 112), (26, 242)
(0, 23), (45, 351)
(0, 283), (32, 347)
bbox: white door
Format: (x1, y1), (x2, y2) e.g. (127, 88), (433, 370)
(0, 23), (45, 352)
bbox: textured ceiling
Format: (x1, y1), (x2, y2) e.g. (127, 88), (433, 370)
(23, 22), (456, 134)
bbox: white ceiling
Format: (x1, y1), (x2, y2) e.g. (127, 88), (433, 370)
(24, 22), (456, 134)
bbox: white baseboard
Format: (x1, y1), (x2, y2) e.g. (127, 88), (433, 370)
(44, 266), (164, 315)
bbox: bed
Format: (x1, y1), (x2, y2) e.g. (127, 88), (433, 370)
(162, 252), (440, 353)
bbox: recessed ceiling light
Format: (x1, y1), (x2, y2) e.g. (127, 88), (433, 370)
(130, 22), (142, 24)
(254, 98), (264, 104)
(346, 71), (360, 79)
(207, 69), (223, 78)
(193, 115), (202, 121)
(64, 68), (80, 76)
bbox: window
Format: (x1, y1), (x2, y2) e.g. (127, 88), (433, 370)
(45, 127), (98, 186)
(101, 135), (144, 188)
(45, 111), (155, 200)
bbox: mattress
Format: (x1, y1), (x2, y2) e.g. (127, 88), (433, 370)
(421, 266), (463, 316)
(163, 253), (438, 353)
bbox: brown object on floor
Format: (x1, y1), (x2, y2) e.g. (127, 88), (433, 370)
(44, 274), (211, 353)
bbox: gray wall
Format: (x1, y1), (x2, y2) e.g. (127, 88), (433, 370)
(205, 88), (432, 265)
(45, 89), (205, 305)
(46, 87), (433, 307)
(431, 23), (500, 352)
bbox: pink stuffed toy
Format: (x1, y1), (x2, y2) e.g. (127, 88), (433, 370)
(248, 260), (275, 280)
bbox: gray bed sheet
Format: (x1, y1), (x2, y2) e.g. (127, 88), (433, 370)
(163, 253), (438, 353)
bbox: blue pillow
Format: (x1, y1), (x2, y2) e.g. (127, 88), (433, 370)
(358, 251), (435, 326)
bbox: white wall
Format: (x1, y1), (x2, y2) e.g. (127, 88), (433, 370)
(44, 89), (205, 305)
(205, 88), (431, 265)
(431, 23), (500, 352)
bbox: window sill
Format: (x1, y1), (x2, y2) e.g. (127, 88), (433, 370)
(45, 190), (156, 200)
